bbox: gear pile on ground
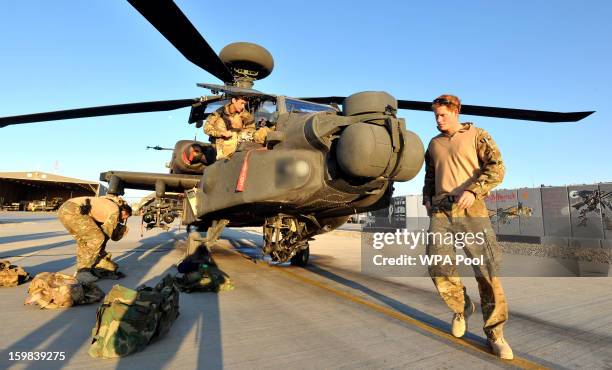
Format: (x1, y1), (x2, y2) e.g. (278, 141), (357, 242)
(175, 245), (234, 293)
(88, 274), (180, 358)
(0, 260), (30, 287)
(24, 272), (104, 309)
(175, 263), (234, 293)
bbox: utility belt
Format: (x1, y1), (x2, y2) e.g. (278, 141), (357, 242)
(431, 195), (457, 212)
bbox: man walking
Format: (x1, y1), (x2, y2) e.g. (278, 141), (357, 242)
(423, 94), (512, 360)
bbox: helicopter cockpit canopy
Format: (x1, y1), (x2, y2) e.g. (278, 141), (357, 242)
(284, 98), (337, 114)
(193, 81), (339, 128)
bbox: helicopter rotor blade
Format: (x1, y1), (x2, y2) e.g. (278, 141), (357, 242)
(0, 99), (200, 127)
(299, 97), (594, 123)
(127, 0), (234, 83)
(397, 100), (594, 123)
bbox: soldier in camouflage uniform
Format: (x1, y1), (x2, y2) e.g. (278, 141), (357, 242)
(423, 94), (513, 360)
(204, 96), (270, 160)
(58, 195), (132, 283)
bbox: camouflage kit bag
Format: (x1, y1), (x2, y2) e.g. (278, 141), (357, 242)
(24, 272), (105, 309)
(88, 274), (180, 358)
(0, 260), (30, 287)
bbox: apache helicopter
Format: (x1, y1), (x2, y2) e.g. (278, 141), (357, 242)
(0, 1), (595, 266)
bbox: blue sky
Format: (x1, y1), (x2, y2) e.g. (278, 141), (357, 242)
(0, 1), (610, 201)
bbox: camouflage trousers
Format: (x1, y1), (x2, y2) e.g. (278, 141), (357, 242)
(214, 135), (239, 160)
(58, 202), (107, 270)
(427, 198), (508, 340)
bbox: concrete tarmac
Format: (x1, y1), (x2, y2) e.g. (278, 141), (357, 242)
(1, 212), (611, 369)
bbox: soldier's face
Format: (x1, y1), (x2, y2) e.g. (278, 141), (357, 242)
(434, 105), (460, 133)
(231, 98), (247, 113)
(120, 210), (130, 223)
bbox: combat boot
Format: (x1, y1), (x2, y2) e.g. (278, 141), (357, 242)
(95, 255), (118, 272)
(451, 295), (475, 338)
(75, 269), (98, 284)
(488, 337), (514, 360)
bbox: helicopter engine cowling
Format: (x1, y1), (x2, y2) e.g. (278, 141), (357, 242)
(343, 91), (397, 116)
(335, 123), (423, 181)
(335, 91), (424, 182)
(336, 123), (391, 178)
(170, 140), (216, 175)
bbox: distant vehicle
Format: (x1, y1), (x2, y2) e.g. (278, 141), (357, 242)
(27, 200), (46, 212)
(26, 197), (63, 212)
(2, 203), (20, 211)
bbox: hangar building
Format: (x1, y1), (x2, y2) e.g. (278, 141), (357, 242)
(0, 171), (104, 210)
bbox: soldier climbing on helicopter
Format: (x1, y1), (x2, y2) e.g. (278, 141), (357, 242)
(204, 96), (271, 160)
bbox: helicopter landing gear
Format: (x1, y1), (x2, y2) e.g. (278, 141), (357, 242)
(289, 243), (310, 266)
(263, 214), (310, 265)
(186, 219), (229, 258)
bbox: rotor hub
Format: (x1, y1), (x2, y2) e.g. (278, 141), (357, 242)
(219, 42), (274, 87)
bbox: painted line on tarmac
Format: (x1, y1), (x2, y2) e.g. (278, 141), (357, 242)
(274, 266), (547, 370)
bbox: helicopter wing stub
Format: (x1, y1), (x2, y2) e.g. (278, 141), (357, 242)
(127, 0), (234, 83)
(0, 99), (201, 127)
(300, 96), (594, 123)
(100, 170), (200, 193)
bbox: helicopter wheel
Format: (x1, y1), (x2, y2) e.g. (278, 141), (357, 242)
(290, 244), (309, 267)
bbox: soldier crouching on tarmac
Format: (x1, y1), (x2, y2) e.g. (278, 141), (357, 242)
(423, 94), (513, 360)
(58, 195), (132, 283)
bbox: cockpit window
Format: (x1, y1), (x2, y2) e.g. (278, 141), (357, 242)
(204, 100), (228, 113)
(254, 99), (277, 121)
(285, 98), (336, 113)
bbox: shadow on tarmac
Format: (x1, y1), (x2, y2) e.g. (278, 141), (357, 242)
(0, 231), (66, 245)
(0, 240), (74, 262)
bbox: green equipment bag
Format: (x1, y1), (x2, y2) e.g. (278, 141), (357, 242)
(175, 245), (233, 293)
(174, 263), (234, 293)
(24, 272), (104, 309)
(88, 274), (180, 358)
(0, 260), (30, 287)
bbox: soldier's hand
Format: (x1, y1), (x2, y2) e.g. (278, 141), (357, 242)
(111, 224), (129, 241)
(457, 191), (476, 210)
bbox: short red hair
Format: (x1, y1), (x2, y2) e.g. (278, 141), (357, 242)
(432, 94), (461, 113)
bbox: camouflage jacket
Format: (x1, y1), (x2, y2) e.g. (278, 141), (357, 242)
(66, 196), (127, 239)
(204, 104), (255, 159)
(423, 123), (505, 204)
